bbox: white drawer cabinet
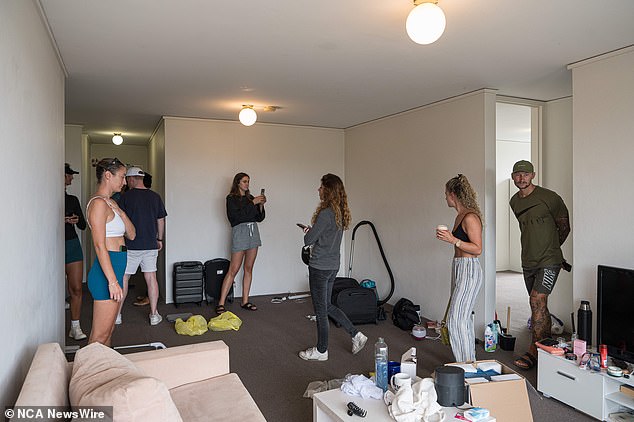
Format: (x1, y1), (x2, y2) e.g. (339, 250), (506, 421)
(537, 349), (634, 420)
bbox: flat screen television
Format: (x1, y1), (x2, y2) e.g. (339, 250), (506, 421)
(597, 265), (634, 365)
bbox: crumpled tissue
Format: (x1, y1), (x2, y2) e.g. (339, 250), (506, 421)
(340, 374), (384, 400)
(387, 378), (445, 422)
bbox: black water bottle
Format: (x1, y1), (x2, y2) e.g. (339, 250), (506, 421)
(577, 300), (592, 346)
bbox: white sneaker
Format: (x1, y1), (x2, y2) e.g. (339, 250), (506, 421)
(115, 314), (122, 325)
(149, 313), (163, 326)
(352, 332), (368, 355)
(299, 347), (328, 361)
(68, 326), (87, 341)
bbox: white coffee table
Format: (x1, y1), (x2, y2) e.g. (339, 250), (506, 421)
(312, 388), (462, 422)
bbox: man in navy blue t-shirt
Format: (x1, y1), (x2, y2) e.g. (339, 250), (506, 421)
(116, 166), (167, 326)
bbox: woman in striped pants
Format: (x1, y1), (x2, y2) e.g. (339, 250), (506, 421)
(436, 174), (483, 362)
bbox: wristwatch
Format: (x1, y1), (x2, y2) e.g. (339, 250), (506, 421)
(455, 240), (462, 248)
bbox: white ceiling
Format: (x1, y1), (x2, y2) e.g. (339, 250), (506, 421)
(40, 0), (634, 145)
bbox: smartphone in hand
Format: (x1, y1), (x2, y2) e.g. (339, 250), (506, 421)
(261, 188), (265, 196)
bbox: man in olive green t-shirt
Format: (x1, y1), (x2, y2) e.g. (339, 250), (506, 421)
(509, 160), (570, 370)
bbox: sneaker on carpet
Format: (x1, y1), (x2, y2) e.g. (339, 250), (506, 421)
(149, 313), (163, 326)
(68, 326), (87, 341)
(115, 314), (122, 325)
(352, 332), (368, 355)
(299, 347), (328, 361)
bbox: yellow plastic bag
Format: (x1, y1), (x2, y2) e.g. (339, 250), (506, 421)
(175, 315), (209, 336)
(208, 311), (242, 331)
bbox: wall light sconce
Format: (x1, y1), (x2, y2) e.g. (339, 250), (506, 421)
(406, 0), (446, 45)
(112, 133), (124, 145)
(239, 105), (257, 126)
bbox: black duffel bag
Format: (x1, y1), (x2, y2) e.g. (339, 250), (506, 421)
(392, 298), (421, 331)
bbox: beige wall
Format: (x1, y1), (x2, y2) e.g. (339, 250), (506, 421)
(495, 103), (532, 271)
(570, 47), (634, 341)
(163, 117), (344, 303)
(542, 97), (573, 330)
(0, 0), (66, 406)
(148, 121), (167, 297)
(344, 90), (497, 334)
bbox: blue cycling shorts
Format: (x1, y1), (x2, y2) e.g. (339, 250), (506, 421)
(87, 251), (127, 300)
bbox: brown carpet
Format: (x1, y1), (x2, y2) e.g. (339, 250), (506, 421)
(66, 277), (593, 421)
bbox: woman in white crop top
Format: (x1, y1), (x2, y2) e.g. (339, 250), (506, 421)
(86, 158), (135, 346)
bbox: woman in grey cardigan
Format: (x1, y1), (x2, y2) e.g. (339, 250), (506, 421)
(299, 174), (367, 361)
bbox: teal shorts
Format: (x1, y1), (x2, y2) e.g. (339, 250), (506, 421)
(65, 238), (83, 264)
(87, 251), (127, 300)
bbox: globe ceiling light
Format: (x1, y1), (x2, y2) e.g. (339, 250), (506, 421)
(406, 0), (446, 45)
(112, 133), (123, 145)
(239, 105), (257, 126)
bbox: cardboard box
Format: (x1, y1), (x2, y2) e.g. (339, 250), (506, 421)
(447, 360), (533, 422)
(620, 384), (634, 399)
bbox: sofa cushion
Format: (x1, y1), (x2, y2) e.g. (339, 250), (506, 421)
(15, 343), (70, 407)
(169, 373), (266, 422)
(126, 341), (229, 390)
(69, 343), (182, 422)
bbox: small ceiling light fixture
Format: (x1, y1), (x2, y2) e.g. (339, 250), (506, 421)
(239, 105), (257, 126)
(406, 0), (446, 45)
(112, 133), (124, 145)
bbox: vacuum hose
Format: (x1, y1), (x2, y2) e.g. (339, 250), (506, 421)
(348, 220), (395, 306)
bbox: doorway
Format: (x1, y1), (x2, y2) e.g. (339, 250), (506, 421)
(495, 101), (540, 339)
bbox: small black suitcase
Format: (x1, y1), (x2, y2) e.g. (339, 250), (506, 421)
(204, 258), (233, 304)
(331, 277), (378, 325)
(173, 261), (204, 307)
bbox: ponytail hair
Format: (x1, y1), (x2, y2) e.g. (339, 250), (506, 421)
(446, 174), (482, 222)
(95, 158), (125, 184)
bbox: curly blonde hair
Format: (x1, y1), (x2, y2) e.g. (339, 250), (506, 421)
(311, 174), (351, 230)
(446, 174), (482, 222)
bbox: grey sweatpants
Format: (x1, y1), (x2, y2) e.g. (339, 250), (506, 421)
(448, 257), (483, 362)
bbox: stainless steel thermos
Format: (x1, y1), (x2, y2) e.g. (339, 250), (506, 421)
(577, 300), (592, 345)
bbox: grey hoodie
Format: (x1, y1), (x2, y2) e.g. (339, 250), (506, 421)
(303, 207), (342, 271)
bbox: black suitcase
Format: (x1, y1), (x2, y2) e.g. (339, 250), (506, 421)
(173, 261), (204, 306)
(331, 277), (378, 325)
(204, 258), (233, 304)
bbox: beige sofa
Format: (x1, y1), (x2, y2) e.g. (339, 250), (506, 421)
(15, 340), (266, 421)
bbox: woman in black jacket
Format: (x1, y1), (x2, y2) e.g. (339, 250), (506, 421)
(65, 163), (88, 340)
(216, 172), (266, 314)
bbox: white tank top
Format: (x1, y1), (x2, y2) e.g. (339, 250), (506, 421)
(87, 196), (126, 237)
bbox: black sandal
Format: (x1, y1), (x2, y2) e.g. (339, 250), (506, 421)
(241, 302), (257, 311)
(514, 352), (537, 370)
(215, 304), (226, 315)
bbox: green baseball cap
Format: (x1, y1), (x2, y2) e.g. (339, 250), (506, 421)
(512, 160), (534, 173)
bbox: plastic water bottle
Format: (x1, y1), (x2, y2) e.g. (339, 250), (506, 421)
(375, 337), (388, 392)
(484, 324), (496, 352)
(577, 300), (592, 346)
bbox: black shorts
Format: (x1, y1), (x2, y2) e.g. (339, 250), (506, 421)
(523, 265), (561, 295)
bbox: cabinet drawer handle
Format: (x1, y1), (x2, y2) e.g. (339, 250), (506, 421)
(556, 371), (576, 381)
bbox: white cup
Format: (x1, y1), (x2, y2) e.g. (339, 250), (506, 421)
(390, 372), (412, 391)
(436, 224), (448, 232)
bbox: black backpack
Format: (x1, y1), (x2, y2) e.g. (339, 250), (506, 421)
(392, 298), (421, 331)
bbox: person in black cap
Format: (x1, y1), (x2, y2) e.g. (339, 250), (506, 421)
(509, 160), (570, 370)
(64, 163), (87, 340)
